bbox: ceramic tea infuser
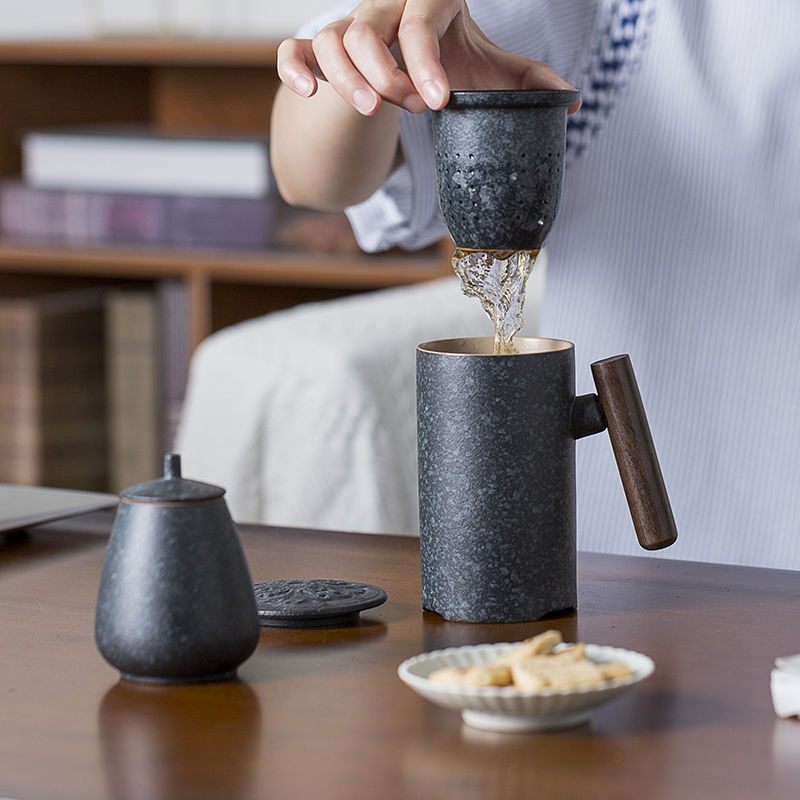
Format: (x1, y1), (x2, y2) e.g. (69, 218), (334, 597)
(432, 89), (580, 250)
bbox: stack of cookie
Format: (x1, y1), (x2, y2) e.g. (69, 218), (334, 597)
(428, 630), (632, 691)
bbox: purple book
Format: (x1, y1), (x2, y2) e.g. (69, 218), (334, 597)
(86, 193), (169, 244)
(0, 180), (70, 240)
(167, 195), (273, 249)
(0, 180), (274, 250)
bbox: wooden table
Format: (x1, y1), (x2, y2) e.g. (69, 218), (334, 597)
(2, 513), (800, 800)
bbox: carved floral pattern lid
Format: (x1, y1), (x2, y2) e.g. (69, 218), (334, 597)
(254, 579), (388, 627)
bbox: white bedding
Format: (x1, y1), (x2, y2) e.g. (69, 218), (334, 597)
(175, 261), (545, 535)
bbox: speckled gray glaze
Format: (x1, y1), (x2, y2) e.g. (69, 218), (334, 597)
(431, 90), (580, 250)
(416, 338), (605, 623)
(95, 455), (260, 683)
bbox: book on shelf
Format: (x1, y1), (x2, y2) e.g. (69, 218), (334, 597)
(105, 289), (161, 492)
(0, 0), (345, 40)
(0, 180), (275, 250)
(92, 0), (164, 36)
(0, 282), (190, 493)
(0, 287), (108, 491)
(157, 279), (191, 456)
(0, 1), (94, 40)
(21, 126), (271, 199)
(167, 0), (338, 37)
(243, 1), (343, 36)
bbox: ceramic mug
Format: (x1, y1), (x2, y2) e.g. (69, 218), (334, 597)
(416, 337), (676, 623)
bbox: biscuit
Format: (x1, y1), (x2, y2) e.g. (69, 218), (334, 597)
(597, 661), (632, 681)
(489, 629), (563, 667)
(512, 658), (604, 691)
(425, 631), (633, 693)
(428, 664), (513, 687)
(553, 643), (586, 662)
(428, 666), (467, 685)
(539, 660), (605, 690)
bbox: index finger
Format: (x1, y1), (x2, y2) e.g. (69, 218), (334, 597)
(277, 38), (321, 97)
(396, 11), (452, 109)
(343, 18), (427, 112)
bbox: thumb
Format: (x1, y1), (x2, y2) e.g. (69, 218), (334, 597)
(519, 60), (582, 114)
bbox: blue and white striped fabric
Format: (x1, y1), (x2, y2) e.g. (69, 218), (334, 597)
(301, 1), (800, 569)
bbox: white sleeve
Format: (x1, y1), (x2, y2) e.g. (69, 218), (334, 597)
(345, 110), (445, 252)
(292, 0), (601, 252)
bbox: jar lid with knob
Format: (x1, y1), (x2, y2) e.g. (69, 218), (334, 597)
(120, 453), (224, 503)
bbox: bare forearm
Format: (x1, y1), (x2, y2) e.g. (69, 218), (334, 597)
(271, 1), (578, 213)
(270, 82), (402, 212)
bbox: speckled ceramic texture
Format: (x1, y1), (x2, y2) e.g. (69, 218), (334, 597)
(95, 459), (260, 683)
(431, 90), (579, 251)
(417, 338), (602, 623)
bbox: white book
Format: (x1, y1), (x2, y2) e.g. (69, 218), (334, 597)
(0, 0), (93, 39)
(93, 0), (165, 35)
(167, 0), (336, 38)
(245, 0), (338, 37)
(22, 127), (271, 198)
(167, 0), (246, 37)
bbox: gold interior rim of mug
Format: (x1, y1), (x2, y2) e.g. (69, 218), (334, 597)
(417, 337), (573, 356)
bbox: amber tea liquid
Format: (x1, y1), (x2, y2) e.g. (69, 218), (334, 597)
(451, 248), (540, 354)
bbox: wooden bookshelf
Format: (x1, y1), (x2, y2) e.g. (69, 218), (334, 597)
(0, 37), (282, 65)
(0, 37), (451, 348)
(0, 240), (450, 350)
(0, 37), (452, 489)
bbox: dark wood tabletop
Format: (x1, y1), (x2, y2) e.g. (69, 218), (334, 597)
(2, 512), (800, 800)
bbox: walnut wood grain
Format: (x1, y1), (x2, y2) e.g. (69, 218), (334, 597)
(0, 42), (452, 355)
(152, 66), (281, 134)
(591, 354), (679, 551)
(0, 64), (149, 178)
(0, 241), (450, 350)
(2, 515), (798, 799)
(0, 38), (281, 67)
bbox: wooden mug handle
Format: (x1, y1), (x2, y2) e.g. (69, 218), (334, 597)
(591, 355), (678, 551)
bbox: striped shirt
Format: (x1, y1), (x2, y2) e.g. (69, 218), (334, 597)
(301, 1), (800, 569)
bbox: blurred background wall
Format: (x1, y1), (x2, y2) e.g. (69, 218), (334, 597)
(0, 0), (336, 40)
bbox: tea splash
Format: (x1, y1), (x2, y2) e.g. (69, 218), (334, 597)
(452, 248), (540, 354)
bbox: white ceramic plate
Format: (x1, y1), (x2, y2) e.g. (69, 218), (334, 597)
(398, 641), (654, 732)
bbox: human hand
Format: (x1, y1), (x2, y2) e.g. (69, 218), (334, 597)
(276, 0), (580, 117)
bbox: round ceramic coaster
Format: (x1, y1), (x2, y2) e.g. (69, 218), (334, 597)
(253, 579), (388, 627)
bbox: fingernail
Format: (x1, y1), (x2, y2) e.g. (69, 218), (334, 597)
(422, 80), (445, 109)
(402, 93), (427, 114)
(293, 76), (313, 97)
(353, 88), (378, 115)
